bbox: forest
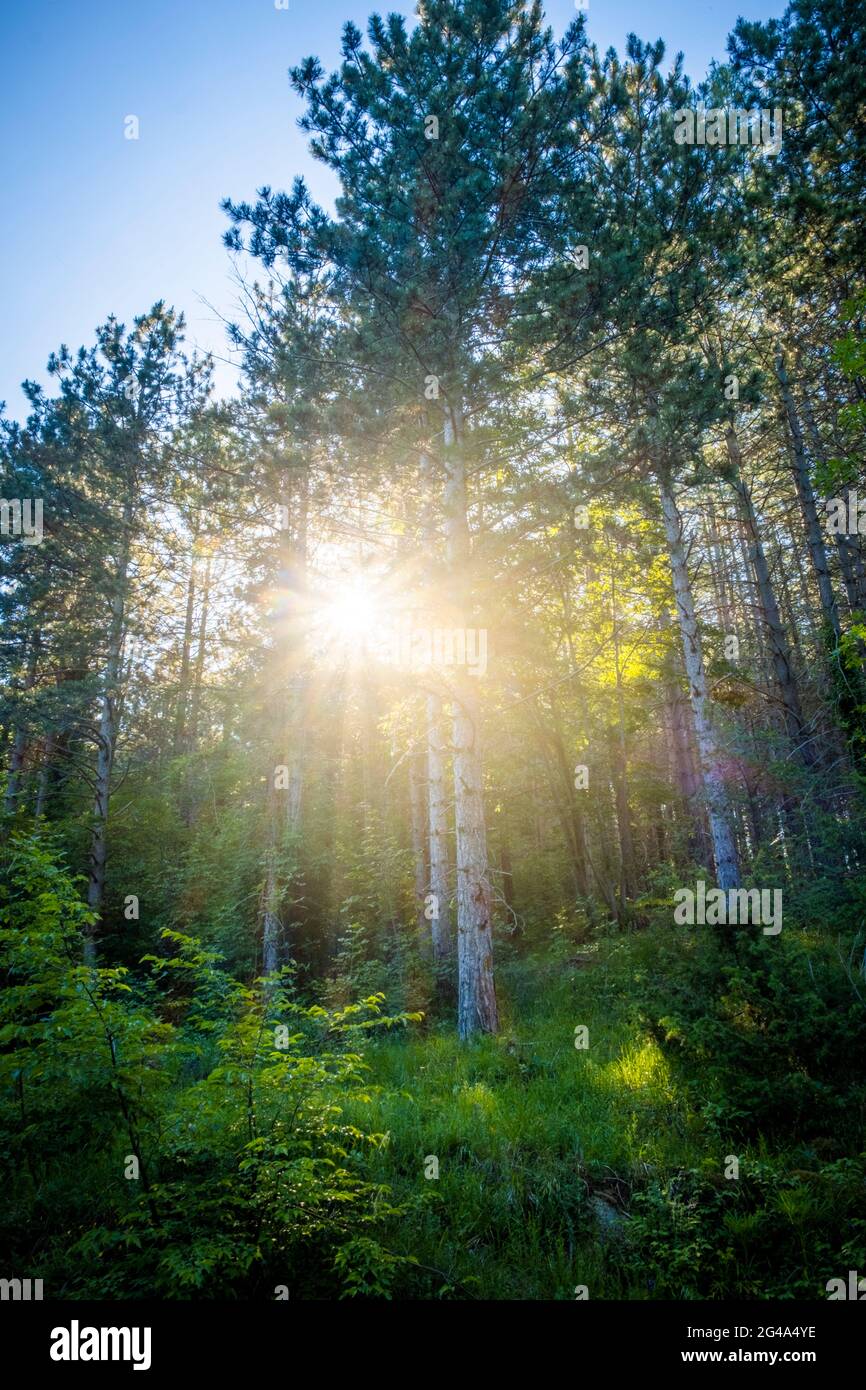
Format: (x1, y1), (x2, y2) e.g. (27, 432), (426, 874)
(1, 0), (865, 1304)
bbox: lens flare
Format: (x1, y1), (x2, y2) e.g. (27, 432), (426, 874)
(321, 580), (380, 644)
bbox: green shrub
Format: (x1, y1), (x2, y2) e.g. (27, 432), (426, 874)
(0, 832), (420, 1298)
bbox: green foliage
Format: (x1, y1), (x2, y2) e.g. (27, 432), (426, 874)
(3, 834), (865, 1300)
(330, 922), (866, 1299)
(812, 290), (866, 495)
(0, 833), (420, 1298)
(633, 911), (866, 1139)
(624, 1157), (866, 1299)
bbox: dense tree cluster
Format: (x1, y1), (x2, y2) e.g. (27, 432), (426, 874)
(1, 0), (864, 1301)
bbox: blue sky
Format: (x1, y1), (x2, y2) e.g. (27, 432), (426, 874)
(0, 0), (787, 421)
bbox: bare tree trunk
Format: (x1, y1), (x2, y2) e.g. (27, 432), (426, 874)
(443, 404), (498, 1037)
(34, 732), (57, 818)
(188, 555), (212, 748)
(724, 425), (814, 765)
(768, 529), (803, 671)
(549, 700), (590, 897)
(610, 574), (636, 901)
(408, 744), (428, 936)
(418, 444), (452, 963)
(658, 472), (741, 890)
(704, 496), (735, 633)
(283, 678), (306, 835)
(179, 553), (212, 828)
(261, 467), (308, 976)
(261, 678), (307, 977)
(426, 692), (451, 963)
(800, 391), (866, 614)
(261, 834), (282, 977)
(530, 708), (589, 899)
(4, 727), (28, 814)
(499, 834), (515, 917)
(86, 518), (132, 959)
(658, 610), (709, 864)
(3, 636), (39, 815)
(172, 545), (197, 755)
(609, 725), (636, 905)
(833, 487), (865, 615)
(775, 353), (841, 641)
(452, 679), (498, 1035)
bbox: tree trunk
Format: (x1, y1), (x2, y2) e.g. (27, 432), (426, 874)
(418, 444), (452, 963)
(452, 680), (498, 1035)
(658, 471), (741, 890)
(775, 353), (841, 641)
(609, 725), (636, 905)
(4, 726), (28, 814)
(704, 497), (735, 633)
(800, 391), (866, 615)
(658, 610), (709, 864)
(34, 732), (57, 818)
(548, 700), (590, 897)
(188, 554), (212, 747)
(426, 692), (451, 963)
(261, 854), (282, 977)
(724, 425), (814, 765)
(3, 636), (39, 815)
(499, 835), (515, 917)
(260, 466), (308, 975)
(172, 546), (198, 755)
(408, 744), (428, 936)
(86, 518), (132, 958)
(443, 404), (498, 1037)
(610, 574), (636, 901)
(530, 709), (588, 900)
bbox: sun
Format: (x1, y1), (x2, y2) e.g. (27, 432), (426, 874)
(320, 578), (381, 646)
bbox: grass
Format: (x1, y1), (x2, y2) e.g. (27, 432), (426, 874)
(345, 929), (866, 1299)
(345, 934), (708, 1298)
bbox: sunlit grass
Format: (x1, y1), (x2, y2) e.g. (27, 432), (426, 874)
(341, 932), (711, 1297)
(601, 1038), (672, 1095)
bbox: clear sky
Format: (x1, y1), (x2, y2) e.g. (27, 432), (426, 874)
(0, 0), (787, 421)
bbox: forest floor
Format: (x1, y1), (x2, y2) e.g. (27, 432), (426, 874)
(347, 928), (864, 1300)
(4, 833), (863, 1300)
(349, 936), (708, 1299)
